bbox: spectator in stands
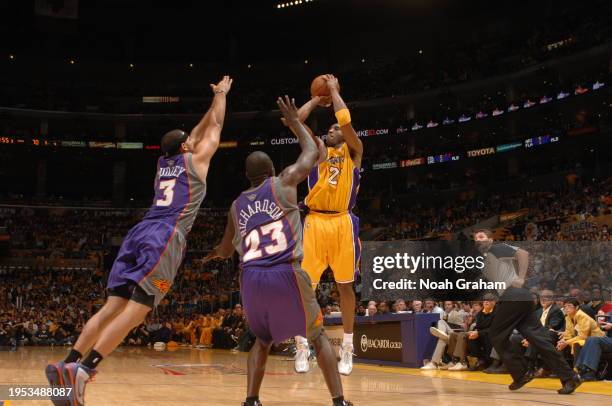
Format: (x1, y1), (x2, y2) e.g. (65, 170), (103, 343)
(393, 299), (407, 313)
(442, 301), (465, 328)
(557, 298), (605, 365)
(529, 289), (566, 377)
(422, 300), (470, 370)
(574, 310), (612, 381)
(366, 303), (378, 317)
(200, 310), (224, 347)
(411, 300), (423, 313)
(424, 298), (443, 316)
(213, 304), (245, 349)
(33, 325), (55, 346)
(460, 297), (499, 373)
(378, 301), (391, 315)
(356, 304), (366, 316)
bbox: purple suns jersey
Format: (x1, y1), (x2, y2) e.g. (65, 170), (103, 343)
(231, 177), (302, 269)
(143, 153), (206, 234)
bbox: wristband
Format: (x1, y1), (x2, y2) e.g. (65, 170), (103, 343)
(335, 108), (351, 127)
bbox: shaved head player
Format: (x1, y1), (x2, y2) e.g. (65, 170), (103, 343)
(45, 76), (233, 406)
(294, 75), (363, 375)
(206, 96), (352, 406)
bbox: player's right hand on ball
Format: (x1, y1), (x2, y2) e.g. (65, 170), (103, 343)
(210, 75), (233, 94)
(323, 74), (340, 93)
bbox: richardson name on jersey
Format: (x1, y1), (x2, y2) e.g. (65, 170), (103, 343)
(237, 199), (283, 236)
(159, 166), (186, 178)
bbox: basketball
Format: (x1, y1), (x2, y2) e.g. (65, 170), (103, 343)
(310, 74), (337, 97)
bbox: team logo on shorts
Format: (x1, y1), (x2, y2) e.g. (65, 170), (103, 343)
(151, 278), (171, 294)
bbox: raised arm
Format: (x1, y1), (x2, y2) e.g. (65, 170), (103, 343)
(512, 248), (529, 288)
(282, 96), (327, 165)
(190, 76), (233, 180)
(203, 211), (236, 263)
(277, 95), (319, 188)
(325, 74), (363, 167)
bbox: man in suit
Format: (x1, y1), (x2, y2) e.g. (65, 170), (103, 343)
(529, 289), (566, 377)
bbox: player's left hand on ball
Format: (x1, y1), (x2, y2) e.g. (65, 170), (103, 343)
(210, 75), (233, 94)
(277, 95), (299, 123)
(317, 95), (332, 107)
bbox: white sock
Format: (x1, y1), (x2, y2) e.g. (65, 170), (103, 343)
(295, 336), (308, 347)
(343, 333), (353, 347)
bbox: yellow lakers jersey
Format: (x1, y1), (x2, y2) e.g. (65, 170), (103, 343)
(305, 143), (360, 212)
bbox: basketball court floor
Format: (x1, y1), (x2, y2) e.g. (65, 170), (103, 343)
(1, 347), (610, 405)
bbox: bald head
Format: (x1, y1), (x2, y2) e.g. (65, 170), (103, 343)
(245, 151), (275, 185)
(161, 129), (188, 156)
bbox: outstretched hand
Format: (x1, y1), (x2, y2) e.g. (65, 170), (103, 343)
(210, 75), (233, 94)
(203, 246), (223, 264)
(277, 95), (300, 124)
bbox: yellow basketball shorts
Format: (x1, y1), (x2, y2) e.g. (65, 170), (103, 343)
(302, 211), (361, 284)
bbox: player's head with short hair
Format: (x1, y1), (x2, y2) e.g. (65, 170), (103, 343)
(326, 123), (344, 147)
(161, 129), (189, 156)
(474, 228), (493, 253)
(245, 151), (275, 185)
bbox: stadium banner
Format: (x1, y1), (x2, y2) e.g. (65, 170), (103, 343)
(218, 141), (238, 149)
(61, 140), (86, 147)
(32, 139), (59, 147)
(269, 137), (299, 146)
(117, 142), (143, 149)
(467, 147), (495, 158)
(396, 126), (409, 134)
(88, 142), (116, 149)
(359, 241), (611, 302)
(354, 322), (403, 362)
(560, 214), (612, 236)
(496, 142), (522, 153)
(499, 208), (529, 222)
(400, 157), (426, 167)
(357, 128), (390, 138)
(524, 135), (559, 148)
(372, 162), (398, 170)
(427, 153), (460, 164)
(142, 96), (180, 103)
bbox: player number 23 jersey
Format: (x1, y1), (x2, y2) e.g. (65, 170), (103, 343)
(305, 143), (360, 213)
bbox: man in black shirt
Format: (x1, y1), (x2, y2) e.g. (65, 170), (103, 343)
(466, 295), (496, 370)
(475, 229), (581, 395)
